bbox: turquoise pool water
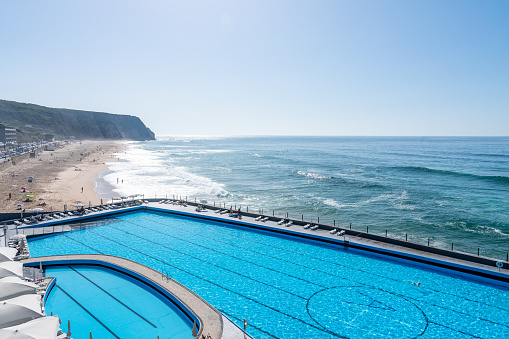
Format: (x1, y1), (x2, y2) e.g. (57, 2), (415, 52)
(44, 265), (193, 339)
(30, 211), (509, 338)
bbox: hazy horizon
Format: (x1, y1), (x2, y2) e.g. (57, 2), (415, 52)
(1, 1), (508, 137)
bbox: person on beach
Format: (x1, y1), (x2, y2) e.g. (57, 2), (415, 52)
(8, 193), (11, 200)
(238, 208), (242, 219)
(81, 187), (83, 193)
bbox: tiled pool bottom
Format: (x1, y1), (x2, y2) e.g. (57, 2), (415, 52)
(29, 211), (509, 338)
(44, 265), (193, 339)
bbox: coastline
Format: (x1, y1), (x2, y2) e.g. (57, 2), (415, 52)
(0, 140), (124, 213)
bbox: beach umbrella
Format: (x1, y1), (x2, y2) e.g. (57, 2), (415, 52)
(9, 235), (25, 241)
(0, 261), (23, 279)
(38, 198), (45, 201)
(21, 187), (26, 190)
(0, 315), (60, 339)
(28, 177), (34, 179)
(0, 248), (17, 263)
(0, 294), (44, 328)
(17, 205), (23, 207)
(0, 277), (37, 301)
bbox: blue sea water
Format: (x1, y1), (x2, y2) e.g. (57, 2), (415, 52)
(102, 136), (509, 260)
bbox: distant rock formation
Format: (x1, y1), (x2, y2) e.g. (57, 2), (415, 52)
(0, 99), (155, 141)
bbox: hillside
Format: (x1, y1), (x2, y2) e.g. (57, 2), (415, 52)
(0, 100), (155, 142)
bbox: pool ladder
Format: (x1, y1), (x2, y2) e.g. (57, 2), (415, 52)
(161, 269), (172, 282)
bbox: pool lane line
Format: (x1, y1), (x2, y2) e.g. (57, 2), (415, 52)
(56, 284), (121, 339)
(115, 219), (509, 330)
(72, 230), (348, 338)
(138, 215), (509, 314)
(63, 223), (509, 335)
(68, 266), (157, 328)
(62, 222), (509, 332)
(110, 221), (326, 289)
(428, 321), (482, 339)
(62, 233), (105, 254)
(218, 309), (279, 339)
(88, 227), (309, 301)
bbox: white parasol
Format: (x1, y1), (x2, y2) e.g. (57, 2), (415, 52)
(0, 248), (17, 263)
(0, 294), (44, 328)
(0, 277), (37, 301)
(0, 261), (23, 279)
(0, 315), (60, 338)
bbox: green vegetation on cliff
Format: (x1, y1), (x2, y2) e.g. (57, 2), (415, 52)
(0, 100), (155, 142)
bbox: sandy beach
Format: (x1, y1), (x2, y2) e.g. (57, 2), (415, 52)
(0, 140), (124, 213)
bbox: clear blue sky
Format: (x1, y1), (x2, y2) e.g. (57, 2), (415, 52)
(1, 0), (508, 136)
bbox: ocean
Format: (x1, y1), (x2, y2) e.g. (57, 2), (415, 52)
(96, 136), (509, 261)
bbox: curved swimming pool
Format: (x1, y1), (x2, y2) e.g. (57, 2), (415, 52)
(44, 265), (193, 339)
(30, 211), (509, 338)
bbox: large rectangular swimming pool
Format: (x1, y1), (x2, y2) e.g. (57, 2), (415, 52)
(29, 211), (509, 338)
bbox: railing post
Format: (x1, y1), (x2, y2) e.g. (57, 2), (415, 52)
(366, 226), (368, 233)
(428, 238), (430, 246)
(350, 223), (352, 229)
(405, 233), (408, 241)
(451, 243), (454, 251)
(478, 248), (480, 256)
(318, 217), (320, 223)
(334, 220), (335, 226)
(386, 229), (388, 237)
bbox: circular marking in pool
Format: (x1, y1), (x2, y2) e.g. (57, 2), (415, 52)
(307, 286), (428, 338)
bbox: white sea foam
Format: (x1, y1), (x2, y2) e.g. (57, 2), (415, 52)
(297, 171), (332, 180)
(103, 144), (229, 199)
(323, 194), (388, 209)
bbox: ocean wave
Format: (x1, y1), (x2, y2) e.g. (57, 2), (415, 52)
(104, 144), (230, 199)
(322, 193), (399, 209)
(297, 171), (333, 180)
(393, 166), (509, 184)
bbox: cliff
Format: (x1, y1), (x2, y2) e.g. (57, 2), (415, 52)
(0, 100), (155, 141)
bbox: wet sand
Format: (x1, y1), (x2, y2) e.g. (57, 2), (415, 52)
(0, 140), (124, 213)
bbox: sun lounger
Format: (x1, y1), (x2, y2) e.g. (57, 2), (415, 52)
(303, 224), (311, 229)
(330, 229), (338, 234)
(255, 216), (263, 221)
(215, 209), (222, 214)
(262, 217), (269, 222)
(284, 220), (293, 227)
(337, 230), (346, 236)
(277, 219), (286, 225)
(220, 210), (228, 214)
(311, 225), (319, 231)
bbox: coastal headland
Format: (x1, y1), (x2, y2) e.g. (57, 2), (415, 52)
(0, 140), (123, 214)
